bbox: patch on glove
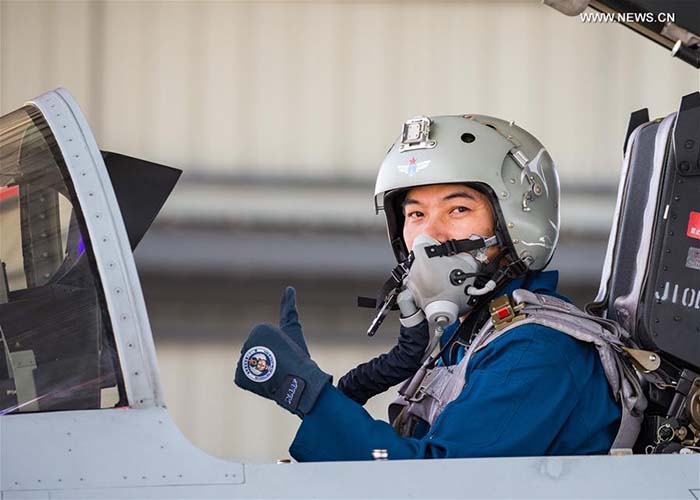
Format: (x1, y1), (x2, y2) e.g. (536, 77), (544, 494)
(242, 346), (276, 382)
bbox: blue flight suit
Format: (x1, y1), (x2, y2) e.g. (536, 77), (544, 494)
(289, 270), (622, 462)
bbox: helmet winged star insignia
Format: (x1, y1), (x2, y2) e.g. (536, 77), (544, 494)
(397, 157), (431, 177)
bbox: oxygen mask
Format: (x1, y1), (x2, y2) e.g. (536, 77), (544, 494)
(397, 234), (496, 338)
(363, 232), (499, 339)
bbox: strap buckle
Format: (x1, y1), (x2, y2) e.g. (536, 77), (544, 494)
(489, 295), (526, 331)
(621, 347), (661, 373)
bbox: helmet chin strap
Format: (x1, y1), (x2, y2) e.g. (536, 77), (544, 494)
(474, 251), (522, 293)
(422, 235), (498, 259)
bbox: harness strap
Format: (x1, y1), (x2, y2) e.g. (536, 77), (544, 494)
(390, 289), (648, 451)
(501, 290), (647, 450)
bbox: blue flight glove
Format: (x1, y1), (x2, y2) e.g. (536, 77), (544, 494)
(234, 288), (331, 417)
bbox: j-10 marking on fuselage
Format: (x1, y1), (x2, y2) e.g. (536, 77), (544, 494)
(656, 281), (700, 310)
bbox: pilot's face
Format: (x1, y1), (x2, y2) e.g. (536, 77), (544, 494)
(402, 183), (498, 261)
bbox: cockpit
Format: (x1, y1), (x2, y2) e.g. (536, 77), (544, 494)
(0, 105), (125, 414)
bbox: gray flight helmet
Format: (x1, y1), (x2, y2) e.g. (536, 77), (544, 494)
(374, 115), (560, 271)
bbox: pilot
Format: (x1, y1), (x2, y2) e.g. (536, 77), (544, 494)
(234, 115), (629, 461)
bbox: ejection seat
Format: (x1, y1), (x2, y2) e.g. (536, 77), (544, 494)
(590, 91), (700, 454)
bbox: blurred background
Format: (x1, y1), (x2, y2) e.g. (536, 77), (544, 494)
(0, 0), (698, 463)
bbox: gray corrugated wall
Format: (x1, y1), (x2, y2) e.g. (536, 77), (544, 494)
(1, 1), (697, 186)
